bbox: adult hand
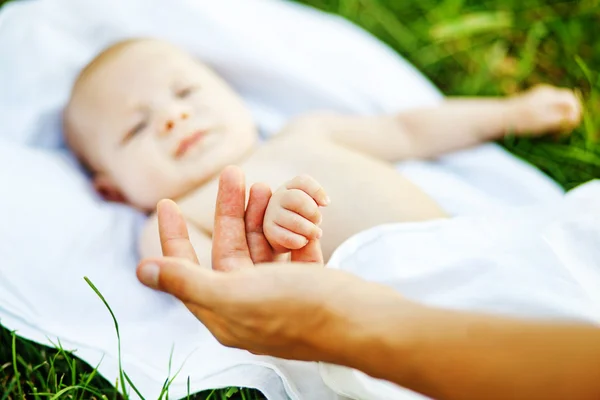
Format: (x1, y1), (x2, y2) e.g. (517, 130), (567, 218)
(137, 166), (600, 400)
(136, 166), (404, 361)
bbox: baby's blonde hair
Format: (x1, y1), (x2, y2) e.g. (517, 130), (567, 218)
(62, 38), (147, 171)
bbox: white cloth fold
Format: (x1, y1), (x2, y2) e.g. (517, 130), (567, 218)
(321, 180), (600, 400)
(0, 0), (566, 398)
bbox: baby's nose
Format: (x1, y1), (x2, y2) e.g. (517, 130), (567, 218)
(159, 112), (190, 136)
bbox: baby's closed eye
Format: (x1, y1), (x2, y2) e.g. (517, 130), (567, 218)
(175, 85), (199, 99)
(122, 119), (149, 144)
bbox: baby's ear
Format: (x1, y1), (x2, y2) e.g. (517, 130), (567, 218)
(93, 174), (127, 203)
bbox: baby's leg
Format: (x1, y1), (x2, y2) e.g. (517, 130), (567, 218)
(399, 85), (582, 145)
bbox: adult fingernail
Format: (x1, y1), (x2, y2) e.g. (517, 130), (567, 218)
(138, 263), (160, 289)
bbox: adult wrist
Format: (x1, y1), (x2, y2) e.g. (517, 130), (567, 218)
(320, 282), (426, 375)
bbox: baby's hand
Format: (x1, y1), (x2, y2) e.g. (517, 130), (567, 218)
(264, 175), (330, 254)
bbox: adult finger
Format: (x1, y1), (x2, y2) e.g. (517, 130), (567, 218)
(245, 182), (275, 263)
(212, 166), (253, 271)
(291, 239), (324, 264)
(157, 199), (199, 263)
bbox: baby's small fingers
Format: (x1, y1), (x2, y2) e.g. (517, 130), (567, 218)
(285, 174), (330, 207)
(275, 209), (322, 240)
(280, 190), (322, 224)
(267, 223), (311, 250)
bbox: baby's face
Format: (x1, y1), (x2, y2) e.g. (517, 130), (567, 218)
(70, 40), (257, 210)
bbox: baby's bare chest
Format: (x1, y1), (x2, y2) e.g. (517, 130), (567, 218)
(241, 138), (445, 253)
(242, 137), (400, 196)
(188, 136), (445, 258)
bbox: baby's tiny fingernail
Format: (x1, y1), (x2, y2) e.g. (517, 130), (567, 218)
(138, 263), (160, 289)
(316, 228), (323, 239)
(324, 196), (331, 205)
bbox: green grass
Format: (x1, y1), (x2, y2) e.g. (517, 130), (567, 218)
(1, 0), (600, 398)
(0, 280), (265, 400)
(0, 327), (264, 400)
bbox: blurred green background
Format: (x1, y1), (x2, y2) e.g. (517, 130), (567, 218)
(0, 0), (599, 399)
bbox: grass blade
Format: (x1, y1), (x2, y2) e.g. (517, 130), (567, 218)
(157, 377), (170, 400)
(123, 371), (145, 400)
(36, 386), (105, 399)
(84, 277), (129, 398)
(82, 355), (103, 389)
(575, 55), (594, 85)
(1, 379), (17, 400)
(430, 11), (512, 41)
(158, 345), (198, 399)
(36, 385), (102, 399)
(11, 331), (25, 400)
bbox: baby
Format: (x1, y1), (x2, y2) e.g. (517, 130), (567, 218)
(63, 38), (582, 265)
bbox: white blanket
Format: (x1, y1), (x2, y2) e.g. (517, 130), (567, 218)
(0, 0), (566, 398)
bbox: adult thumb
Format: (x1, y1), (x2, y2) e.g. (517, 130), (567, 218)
(137, 257), (222, 306)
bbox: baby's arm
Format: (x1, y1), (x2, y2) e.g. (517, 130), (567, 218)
(294, 85), (581, 161)
(263, 175), (329, 261)
(139, 213), (213, 269)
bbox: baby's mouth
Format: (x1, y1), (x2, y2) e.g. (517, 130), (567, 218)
(174, 130), (208, 158)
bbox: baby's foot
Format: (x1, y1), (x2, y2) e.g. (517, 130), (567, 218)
(509, 85), (582, 136)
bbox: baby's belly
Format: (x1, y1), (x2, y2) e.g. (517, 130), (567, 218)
(245, 140), (448, 260)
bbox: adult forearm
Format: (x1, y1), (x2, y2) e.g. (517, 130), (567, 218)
(339, 302), (600, 400)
